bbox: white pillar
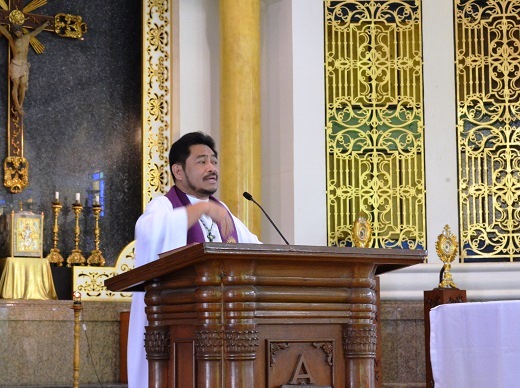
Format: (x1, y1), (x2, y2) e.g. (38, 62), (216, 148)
(261, 0), (326, 246)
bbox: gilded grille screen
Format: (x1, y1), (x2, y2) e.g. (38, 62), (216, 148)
(325, 0), (426, 249)
(456, 0), (520, 262)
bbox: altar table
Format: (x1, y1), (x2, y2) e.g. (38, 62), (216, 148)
(0, 257), (57, 300)
(429, 300), (520, 388)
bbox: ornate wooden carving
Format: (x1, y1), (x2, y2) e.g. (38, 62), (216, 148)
(144, 326), (170, 360)
(270, 342), (290, 367)
(313, 342), (334, 366)
(195, 329), (223, 360)
(268, 339), (335, 387)
(224, 329), (259, 360)
(343, 324), (377, 358)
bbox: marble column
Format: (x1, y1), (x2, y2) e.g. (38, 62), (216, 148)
(219, 0), (262, 236)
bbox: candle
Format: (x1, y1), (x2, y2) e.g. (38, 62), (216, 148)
(55, 191), (59, 201)
(75, 193), (80, 203)
(72, 290), (81, 304)
(95, 195), (100, 205)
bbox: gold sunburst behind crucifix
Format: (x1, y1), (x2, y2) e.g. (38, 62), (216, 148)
(0, 0), (86, 193)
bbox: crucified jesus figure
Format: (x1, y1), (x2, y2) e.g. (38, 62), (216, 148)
(0, 21), (49, 115)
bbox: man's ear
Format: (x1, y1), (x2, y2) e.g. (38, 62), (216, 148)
(171, 164), (183, 181)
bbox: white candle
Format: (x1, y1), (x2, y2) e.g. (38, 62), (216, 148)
(55, 191), (59, 201)
(95, 195), (99, 205)
(75, 193), (80, 202)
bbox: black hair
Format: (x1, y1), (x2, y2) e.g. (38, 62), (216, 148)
(11, 24), (22, 33)
(169, 131), (218, 171)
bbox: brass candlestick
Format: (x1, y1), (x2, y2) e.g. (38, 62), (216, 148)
(67, 201), (86, 266)
(87, 203), (105, 266)
(71, 291), (82, 388)
(46, 200), (64, 266)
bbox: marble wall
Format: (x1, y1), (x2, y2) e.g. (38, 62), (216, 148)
(0, 299), (426, 387)
(0, 299), (130, 386)
(0, 1), (142, 267)
(381, 301), (426, 387)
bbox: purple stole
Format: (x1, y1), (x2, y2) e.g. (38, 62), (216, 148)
(165, 186), (239, 244)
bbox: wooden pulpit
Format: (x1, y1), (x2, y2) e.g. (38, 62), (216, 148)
(105, 243), (425, 388)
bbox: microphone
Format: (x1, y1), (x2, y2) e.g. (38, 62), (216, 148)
(243, 191), (290, 245)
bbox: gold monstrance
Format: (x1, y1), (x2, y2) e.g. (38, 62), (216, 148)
(352, 215), (373, 248)
(436, 225), (459, 288)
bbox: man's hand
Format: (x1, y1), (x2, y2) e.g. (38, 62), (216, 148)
(186, 201), (235, 240)
(205, 202), (235, 239)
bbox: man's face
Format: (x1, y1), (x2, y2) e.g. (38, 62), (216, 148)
(173, 144), (218, 199)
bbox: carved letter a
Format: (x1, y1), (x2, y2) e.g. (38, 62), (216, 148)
(289, 354), (316, 384)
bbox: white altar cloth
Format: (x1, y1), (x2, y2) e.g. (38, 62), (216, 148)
(430, 300), (520, 388)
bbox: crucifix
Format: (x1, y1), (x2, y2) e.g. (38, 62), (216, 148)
(0, 0), (86, 193)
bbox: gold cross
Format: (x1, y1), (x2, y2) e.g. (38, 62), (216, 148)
(0, 0), (86, 193)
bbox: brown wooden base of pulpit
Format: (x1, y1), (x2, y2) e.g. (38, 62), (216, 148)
(169, 322), (363, 387)
(107, 243), (425, 388)
(424, 288), (467, 388)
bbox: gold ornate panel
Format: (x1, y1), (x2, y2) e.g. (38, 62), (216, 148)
(73, 241), (135, 301)
(325, 0), (426, 250)
(456, 0), (520, 262)
(143, 0), (172, 206)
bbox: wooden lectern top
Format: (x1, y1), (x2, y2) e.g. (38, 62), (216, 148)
(105, 242), (426, 293)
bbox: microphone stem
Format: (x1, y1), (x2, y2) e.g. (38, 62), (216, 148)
(251, 198), (290, 245)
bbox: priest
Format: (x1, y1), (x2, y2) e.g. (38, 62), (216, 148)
(127, 131), (261, 387)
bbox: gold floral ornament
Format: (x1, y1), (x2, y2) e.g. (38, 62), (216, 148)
(352, 216), (372, 248)
(4, 156), (28, 194)
(54, 13), (87, 39)
(436, 225), (459, 288)
(8, 9), (25, 25)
